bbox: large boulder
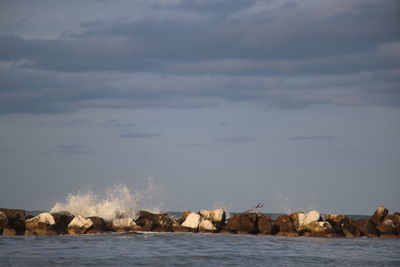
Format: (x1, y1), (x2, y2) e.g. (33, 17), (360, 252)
(375, 218), (396, 235)
(351, 218), (378, 237)
(86, 216), (108, 234)
(67, 215), (93, 235)
(325, 214), (351, 236)
(0, 208), (26, 221)
(291, 211), (321, 232)
(371, 206), (388, 225)
(111, 218), (143, 232)
(181, 212), (202, 230)
(199, 219), (217, 233)
(341, 222), (361, 238)
(199, 209), (226, 225)
(25, 212), (57, 236)
(275, 215), (295, 234)
(226, 213), (258, 234)
(307, 221), (334, 237)
(257, 215), (278, 235)
(51, 211), (74, 234)
(135, 211), (174, 232)
(0, 209), (26, 235)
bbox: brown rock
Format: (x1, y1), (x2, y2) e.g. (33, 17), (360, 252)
(227, 213), (258, 234)
(25, 213), (57, 236)
(308, 221), (334, 237)
(2, 227), (17, 236)
(0, 211), (7, 234)
(275, 231), (299, 237)
(351, 218), (378, 237)
(0, 208), (26, 221)
(275, 215), (295, 233)
(371, 206), (388, 225)
(379, 234), (399, 239)
(135, 211), (174, 232)
(341, 223), (361, 238)
(86, 216), (108, 234)
(257, 215), (278, 235)
(51, 211), (74, 234)
(375, 219), (396, 235)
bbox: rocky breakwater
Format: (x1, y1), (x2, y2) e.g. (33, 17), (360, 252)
(0, 206), (399, 238)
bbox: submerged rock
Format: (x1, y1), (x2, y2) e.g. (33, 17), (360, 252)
(227, 213), (258, 234)
(67, 215), (93, 235)
(25, 212), (57, 236)
(181, 212), (202, 230)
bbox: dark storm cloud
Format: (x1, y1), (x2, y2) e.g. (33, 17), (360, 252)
(0, 0), (399, 113)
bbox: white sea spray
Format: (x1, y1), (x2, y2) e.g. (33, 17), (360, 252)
(50, 177), (165, 220)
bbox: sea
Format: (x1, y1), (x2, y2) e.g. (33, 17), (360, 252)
(1, 231), (400, 266)
(1, 184), (399, 266)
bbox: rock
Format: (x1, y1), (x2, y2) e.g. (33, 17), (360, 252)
(7, 217), (26, 235)
(291, 211), (321, 232)
(86, 216), (108, 234)
(275, 215), (295, 233)
(199, 209), (226, 225)
(275, 231), (299, 237)
(51, 211), (74, 234)
(308, 221), (334, 237)
(325, 214), (350, 235)
(341, 223), (361, 238)
(371, 206), (388, 225)
(257, 215), (278, 235)
(67, 215), (93, 235)
(0, 208), (26, 221)
(181, 212), (202, 230)
(325, 214), (349, 225)
(182, 210), (191, 221)
(2, 227), (17, 236)
(199, 219), (217, 232)
(25, 212), (57, 236)
(226, 213), (258, 234)
(0, 211), (7, 234)
(111, 218), (143, 232)
(386, 213), (400, 235)
(375, 219), (396, 235)
(351, 218), (378, 237)
(135, 211), (174, 232)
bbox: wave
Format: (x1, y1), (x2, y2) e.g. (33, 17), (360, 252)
(50, 177), (164, 220)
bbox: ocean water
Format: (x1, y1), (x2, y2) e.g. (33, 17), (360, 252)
(1, 232), (399, 267)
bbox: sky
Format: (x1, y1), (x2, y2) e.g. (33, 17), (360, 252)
(0, 0), (399, 215)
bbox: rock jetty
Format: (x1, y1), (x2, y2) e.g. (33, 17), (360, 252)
(0, 206), (399, 238)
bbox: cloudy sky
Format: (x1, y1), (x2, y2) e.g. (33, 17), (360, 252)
(0, 0), (399, 214)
